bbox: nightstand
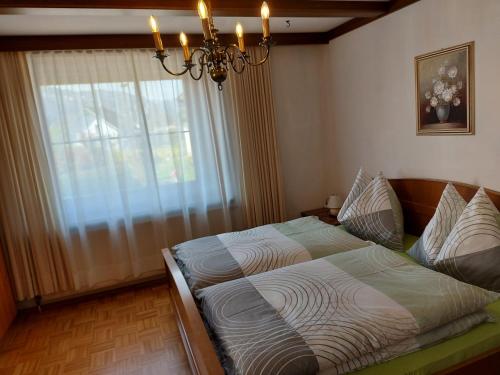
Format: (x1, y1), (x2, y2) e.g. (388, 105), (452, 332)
(301, 207), (340, 226)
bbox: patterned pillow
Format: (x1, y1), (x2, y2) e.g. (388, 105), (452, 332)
(337, 168), (372, 222)
(435, 188), (500, 292)
(340, 173), (404, 251)
(409, 183), (466, 267)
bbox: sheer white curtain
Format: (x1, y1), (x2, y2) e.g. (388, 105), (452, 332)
(27, 49), (244, 291)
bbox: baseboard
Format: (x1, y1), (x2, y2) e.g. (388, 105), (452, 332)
(17, 273), (167, 311)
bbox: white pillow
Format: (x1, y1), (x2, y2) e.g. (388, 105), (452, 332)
(340, 173), (404, 251)
(435, 187), (500, 292)
(337, 168), (371, 222)
(408, 183), (466, 267)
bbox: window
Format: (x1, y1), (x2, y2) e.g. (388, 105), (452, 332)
(139, 80), (196, 184)
(29, 50), (239, 227)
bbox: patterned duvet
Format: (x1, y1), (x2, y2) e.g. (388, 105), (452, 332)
(172, 217), (370, 291)
(197, 245), (498, 375)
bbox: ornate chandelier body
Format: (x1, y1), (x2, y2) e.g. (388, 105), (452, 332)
(149, 1), (272, 90)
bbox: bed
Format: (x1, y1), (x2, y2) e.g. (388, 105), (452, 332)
(162, 178), (500, 375)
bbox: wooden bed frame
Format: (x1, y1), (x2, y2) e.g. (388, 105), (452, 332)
(162, 178), (500, 375)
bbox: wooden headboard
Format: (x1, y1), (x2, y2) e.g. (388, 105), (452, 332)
(389, 178), (500, 236)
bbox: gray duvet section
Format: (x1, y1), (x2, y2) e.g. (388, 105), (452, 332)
(197, 277), (319, 375)
(172, 236), (244, 290)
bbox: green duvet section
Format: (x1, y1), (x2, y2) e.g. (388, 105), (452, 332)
(273, 218), (370, 259)
(353, 247), (500, 375)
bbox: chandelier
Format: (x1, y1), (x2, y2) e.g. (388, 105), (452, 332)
(148, 0), (272, 90)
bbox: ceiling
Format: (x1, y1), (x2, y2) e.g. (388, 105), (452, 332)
(0, 15), (352, 36)
(0, 0), (390, 36)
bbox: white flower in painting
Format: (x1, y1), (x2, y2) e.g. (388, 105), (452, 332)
(438, 65), (446, 76)
(448, 65), (458, 78)
(432, 78), (437, 84)
(457, 81), (463, 89)
(430, 97), (438, 107)
(442, 88), (453, 102)
(453, 97), (461, 107)
(451, 85), (457, 94)
(425, 91), (432, 99)
(433, 80), (445, 95)
(425, 105), (431, 113)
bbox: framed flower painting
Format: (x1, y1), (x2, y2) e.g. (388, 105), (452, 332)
(415, 42), (474, 135)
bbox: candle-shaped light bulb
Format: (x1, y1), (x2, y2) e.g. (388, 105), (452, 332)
(235, 23), (245, 53)
(149, 16), (164, 52)
(235, 23), (243, 38)
(197, 0), (212, 40)
(149, 15), (159, 32)
(179, 32), (191, 61)
(261, 1), (270, 19)
(261, 1), (270, 38)
(179, 32), (188, 46)
(198, 0), (208, 19)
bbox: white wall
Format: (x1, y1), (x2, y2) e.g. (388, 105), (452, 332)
(270, 45), (331, 218)
(326, 0), (500, 198)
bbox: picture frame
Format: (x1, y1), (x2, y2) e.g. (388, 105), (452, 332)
(415, 42), (475, 135)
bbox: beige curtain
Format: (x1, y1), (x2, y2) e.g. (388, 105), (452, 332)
(0, 52), (73, 301)
(26, 49), (244, 291)
(225, 47), (286, 227)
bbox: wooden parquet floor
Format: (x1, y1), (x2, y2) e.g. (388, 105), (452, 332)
(0, 283), (192, 375)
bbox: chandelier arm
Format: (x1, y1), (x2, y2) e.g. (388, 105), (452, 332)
(242, 43), (271, 67)
(187, 48), (209, 80)
(189, 67), (204, 81)
(158, 58), (190, 76)
(235, 58), (246, 74)
(223, 49), (245, 74)
(224, 44), (243, 59)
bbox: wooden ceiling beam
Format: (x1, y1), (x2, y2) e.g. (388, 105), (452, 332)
(0, 32), (329, 52)
(0, 0), (389, 18)
(214, 1), (389, 18)
(388, 0), (421, 12)
(326, 17), (376, 40)
(326, 0), (421, 41)
(0, 0), (422, 49)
